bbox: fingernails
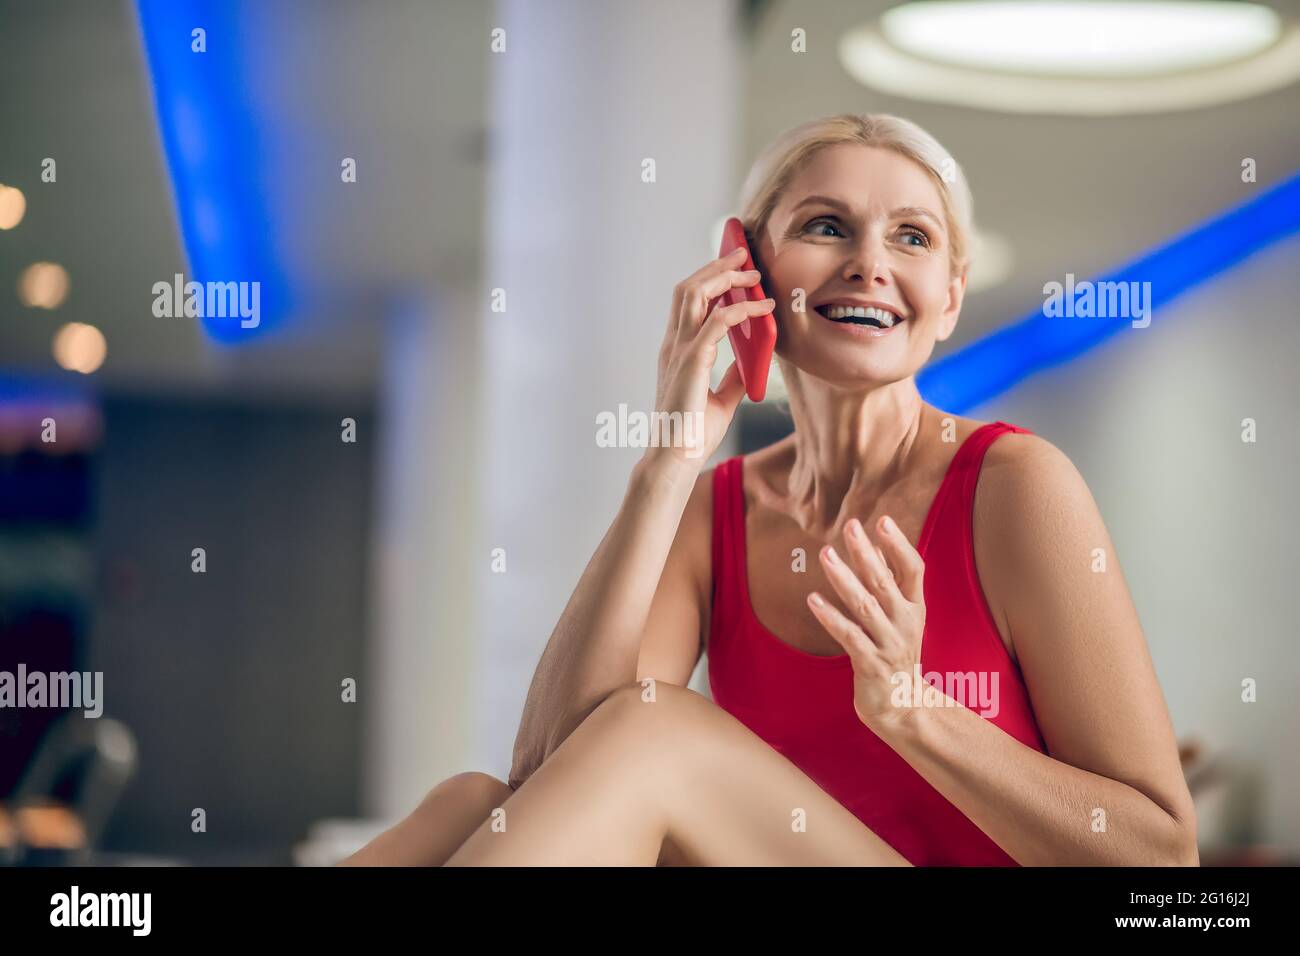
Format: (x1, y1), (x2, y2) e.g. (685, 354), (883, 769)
(881, 515), (896, 533)
(824, 545), (840, 564)
(808, 593), (825, 608)
(847, 518), (865, 540)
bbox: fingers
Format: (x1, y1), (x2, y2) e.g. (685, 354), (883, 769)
(711, 360), (746, 414)
(698, 268), (764, 328)
(688, 270), (763, 340)
(672, 251), (762, 341)
(696, 295), (775, 348)
(805, 591), (875, 661)
(841, 518), (909, 620)
(873, 515), (925, 605)
(670, 247), (748, 332)
(817, 544), (890, 646)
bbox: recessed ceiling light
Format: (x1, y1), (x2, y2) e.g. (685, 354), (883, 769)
(18, 262), (70, 309)
(841, 1), (1300, 114)
(53, 322), (107, 375)
(0, 184), (26, 229)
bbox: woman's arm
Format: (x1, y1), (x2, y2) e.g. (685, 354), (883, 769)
(635, 468), (713, 688)
(508, 454), (700, 789)
(874, 434), (1198, 865)
(507, 247), (773, 790)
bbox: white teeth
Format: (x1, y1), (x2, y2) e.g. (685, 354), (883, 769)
(821, 305), (900, 327)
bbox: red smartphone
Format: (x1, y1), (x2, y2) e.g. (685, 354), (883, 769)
(715, 217), (777, 402)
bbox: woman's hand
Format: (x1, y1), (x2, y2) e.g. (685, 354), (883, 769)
(806, 515), (930, 730)
(649, 246), (775, 471)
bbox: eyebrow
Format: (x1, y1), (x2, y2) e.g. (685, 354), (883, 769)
(791, 195), (945, 231)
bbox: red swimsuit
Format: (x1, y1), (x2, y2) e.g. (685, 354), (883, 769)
(707, 421), (1048, 865)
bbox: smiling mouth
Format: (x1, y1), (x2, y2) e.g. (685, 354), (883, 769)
(814, 305), (905, 329)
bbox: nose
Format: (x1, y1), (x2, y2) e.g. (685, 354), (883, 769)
(842, 234), (891, 287)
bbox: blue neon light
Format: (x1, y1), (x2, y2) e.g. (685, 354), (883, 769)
(919, 171), (1300, 413)
(134, 0), (292, 343)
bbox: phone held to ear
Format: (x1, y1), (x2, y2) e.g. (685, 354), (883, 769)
(715, 216), (777, 403)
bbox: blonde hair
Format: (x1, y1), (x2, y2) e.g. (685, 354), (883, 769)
(737, 113), (974, 278)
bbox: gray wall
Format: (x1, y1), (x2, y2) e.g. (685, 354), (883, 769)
(975, 233), (1300, 853)
(91, 398), (373, 859)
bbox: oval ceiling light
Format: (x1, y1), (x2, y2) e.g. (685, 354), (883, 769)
(840, 1), (1300, 114)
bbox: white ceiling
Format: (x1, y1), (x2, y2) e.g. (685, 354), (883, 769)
(743, 0), (1300, 360)
(1, 0), (1297, 401)
(0, 0), (492, 403)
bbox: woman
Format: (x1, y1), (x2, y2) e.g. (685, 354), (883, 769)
(342, 113), (1198, 866)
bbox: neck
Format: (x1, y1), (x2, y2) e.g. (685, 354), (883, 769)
(781, 375), (928, 533)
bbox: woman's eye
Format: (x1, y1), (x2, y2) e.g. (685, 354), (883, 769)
(899, 227), (930, 248)
(805, 218), (843, 237)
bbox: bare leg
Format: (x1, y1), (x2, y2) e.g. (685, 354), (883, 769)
(445, 682), (912, 866)
(338, 772), (514, 866)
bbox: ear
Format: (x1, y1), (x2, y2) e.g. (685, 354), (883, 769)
(935, 266), (967, 343)
(747, 224), (771, 277)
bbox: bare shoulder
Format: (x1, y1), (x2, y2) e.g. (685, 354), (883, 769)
(975, 431), (1110, 609)
(982, 429), (1078, 476)
(978, 430), (1094, 520)
(969, 431), (1107, 663)
(670, 462), (718, 601)
(634, 464), (719, 687)
(676, 441), (784, 601)
(683, 461), (716, 533)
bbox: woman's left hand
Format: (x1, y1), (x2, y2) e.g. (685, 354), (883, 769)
(806, 515), (930, 730)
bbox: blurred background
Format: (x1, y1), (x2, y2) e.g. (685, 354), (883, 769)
(0, 0), (1297, 866)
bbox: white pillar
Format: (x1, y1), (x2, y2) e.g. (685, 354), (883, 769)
(472, 0), (741, 775)
(362, 284), (482, 818)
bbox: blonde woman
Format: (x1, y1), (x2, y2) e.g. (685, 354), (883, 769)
(343, 114), (1197, 867)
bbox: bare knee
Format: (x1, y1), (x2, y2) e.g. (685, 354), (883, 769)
(587, 680), (710, 737)
(418, 771), (512, 815)
(585, 681), (727, 816)
(604, 678), (706, 708)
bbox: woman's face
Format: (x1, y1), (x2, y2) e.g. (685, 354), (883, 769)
(754, 144), (966, 391)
